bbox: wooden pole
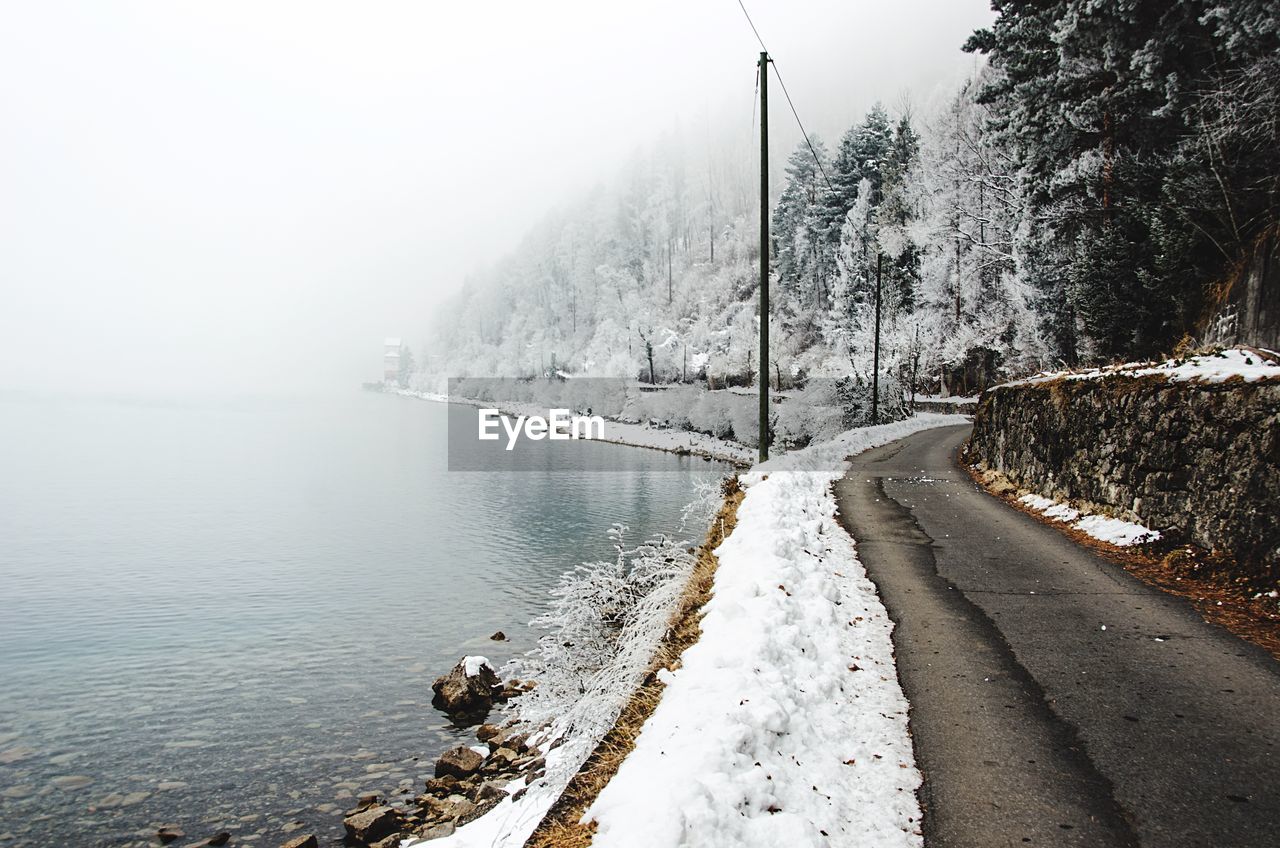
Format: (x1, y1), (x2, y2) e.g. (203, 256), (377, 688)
(872, 252), (882, 425)
(758, 50), (770, 463)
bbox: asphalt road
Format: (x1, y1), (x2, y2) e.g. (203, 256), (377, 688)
(832, 424), (1279, 848)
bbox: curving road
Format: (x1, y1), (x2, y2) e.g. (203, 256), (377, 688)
(833, 424), (1279, 848)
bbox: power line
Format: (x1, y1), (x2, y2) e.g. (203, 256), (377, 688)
(772, 60), (835, 192)
(736, 0), (768, 53)
(735, 0), (836, 193)
(750, 64), (759, 142)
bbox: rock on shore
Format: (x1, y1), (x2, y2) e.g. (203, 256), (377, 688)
(430, 655), (535, 720)
(431, 656), (501, 715)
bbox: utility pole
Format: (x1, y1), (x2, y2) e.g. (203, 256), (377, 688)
(758, 50), (770, 464)
(871, 252), (882, 425)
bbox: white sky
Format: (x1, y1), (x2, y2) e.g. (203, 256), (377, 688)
(0, 0), (993, 397)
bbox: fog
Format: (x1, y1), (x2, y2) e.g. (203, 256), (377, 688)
(0, 0), (992, 398)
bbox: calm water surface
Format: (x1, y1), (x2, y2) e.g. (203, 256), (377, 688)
(0, 391), (729, 847)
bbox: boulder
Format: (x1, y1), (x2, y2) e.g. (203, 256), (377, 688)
(343, 794), (380, 817)
(416, 794), (454, 821)
(489, 631), (506, 641)
(280, 837), (318, 848)
(475, 724), (501, 743)
(423, 775), (458, 795)
(483, 729), (510, 752)
(434, 746), (484, 780)
(370, 836), (401, 848)
(484, 747), (519, 773)
(342, 805), (401, 845)
(431, 656), (501, 716)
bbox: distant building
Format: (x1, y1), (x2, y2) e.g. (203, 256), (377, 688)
(383, 337), (402, 383)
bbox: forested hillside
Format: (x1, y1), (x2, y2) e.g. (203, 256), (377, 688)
(420, 0), (1278, 401)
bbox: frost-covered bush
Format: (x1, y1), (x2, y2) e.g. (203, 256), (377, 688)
(726, 395), (759, 447)
(653, 385), (698, 430)
(773, 377), (909, 449)
(688, 390), (733, 439)
(516, 526), (696, 750)
(584, 380), (629, 418)
(623, 385), (701, 429)
(773, 383), (845, 448)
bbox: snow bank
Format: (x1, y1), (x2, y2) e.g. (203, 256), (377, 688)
(1002, 346), (1280, 389)
(1017, 493), (1160, 547)
(584, 414), (967, 848)
(592, 417), (754, 466)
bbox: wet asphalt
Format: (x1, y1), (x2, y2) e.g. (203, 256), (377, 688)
(832, 424), (1279, 848)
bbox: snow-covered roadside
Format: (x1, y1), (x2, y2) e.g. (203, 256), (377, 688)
(583, 414), (968, 848)
(389, 387), (755, 466)
(402, 413), (964, 848)
(1017, 493), (1161, 547)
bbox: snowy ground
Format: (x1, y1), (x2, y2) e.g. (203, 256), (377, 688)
(584, 414), (968, 848)
(591, 417), (753, 466)
(1002, 346), (1280, 388)
(1017, 493), (1161, 547)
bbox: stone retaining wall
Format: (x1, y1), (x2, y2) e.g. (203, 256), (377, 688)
(964, 374), (1280, 580)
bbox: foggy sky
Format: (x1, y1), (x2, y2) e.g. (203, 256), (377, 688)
(0, 1), (993, 397)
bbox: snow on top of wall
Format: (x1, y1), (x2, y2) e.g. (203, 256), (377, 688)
(1018, 494), (1160, 547)
(999, 347), (1280, 390)
(913, 394), (980, 404)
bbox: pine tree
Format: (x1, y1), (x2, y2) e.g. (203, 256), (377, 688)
(967, 0), (1279, 360)
(822, 105), (893, 244)
(877, 114), (921, 311)
(771, 137), (832, 316)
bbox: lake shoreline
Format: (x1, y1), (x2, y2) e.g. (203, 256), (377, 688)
(381, 386), (755, 468)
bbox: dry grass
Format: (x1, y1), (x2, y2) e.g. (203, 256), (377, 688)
(524, 478), (746, 848)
